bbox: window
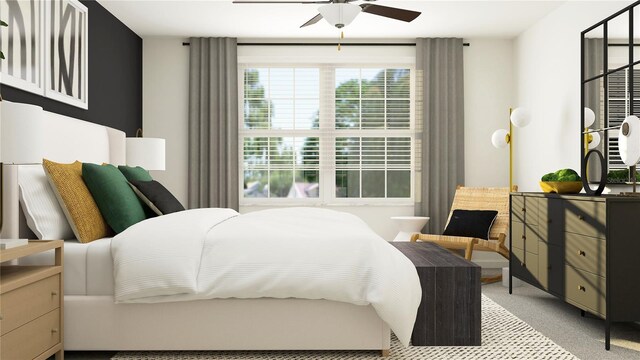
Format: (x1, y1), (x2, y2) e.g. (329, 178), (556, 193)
(240, 65), (414, 204)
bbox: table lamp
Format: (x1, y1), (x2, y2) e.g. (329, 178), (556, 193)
(125, 129), (166, 171)
(1, 101), (46, 233)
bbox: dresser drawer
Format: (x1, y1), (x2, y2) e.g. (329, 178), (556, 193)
(538, 242), (564, 296)
(565, 265), (606, 317)
(511, 247), (539, 286)
(564, 200), (606, 239)
(511, 222), (539, 254)
(511, 195), (526, 223)
(0, 309), (60, 360)
(0, 274), (60, 335)
(565, 233), (606, 277)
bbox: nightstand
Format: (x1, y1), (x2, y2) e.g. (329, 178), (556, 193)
(0, 240), (64, 360)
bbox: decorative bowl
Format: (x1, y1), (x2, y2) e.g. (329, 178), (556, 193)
(539, 181), (583, 194)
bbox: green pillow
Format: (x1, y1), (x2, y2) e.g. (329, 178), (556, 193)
(118, 165), (153, 182)
(82, 163), (147, 233)
(117, 165), (157, 218)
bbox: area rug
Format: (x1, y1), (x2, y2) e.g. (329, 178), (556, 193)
(112, 295), (579, 360)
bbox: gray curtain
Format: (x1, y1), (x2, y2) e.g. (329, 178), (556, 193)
(414, 38), (465, 234)
(188, 38), (239, 210)
(584, 38), (604, 180)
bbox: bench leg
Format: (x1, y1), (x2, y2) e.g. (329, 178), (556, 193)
(464, 240), (474, 260)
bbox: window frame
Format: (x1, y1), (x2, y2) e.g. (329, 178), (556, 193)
(238, 63), (416, 206)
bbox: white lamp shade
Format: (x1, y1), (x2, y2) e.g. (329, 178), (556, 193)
(491, 129), (510, 149)
(584, 107), (596, 128)
(510, 107), (531, 128)
(619, 115), (640, 166)
(0, 101), (46, 164)
(319, 3), (361, 28)
(587, 131), (601, 150)
(126, 137), (166, 170)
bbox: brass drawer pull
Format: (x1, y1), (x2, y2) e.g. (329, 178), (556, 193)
(522, 208), (526, 212)
(578, 285), (586, 292)
(51, 291), (58, 296)
(578, 215), (585, 221)
(0, 314), (3, 321)
(578, 250), (586, 256)
(521, 262), (526, 268)
(522, 235), (526, 240)
(51, 328), (59, 334)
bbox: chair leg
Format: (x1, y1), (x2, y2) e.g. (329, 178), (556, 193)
(464, 240), (474, 260)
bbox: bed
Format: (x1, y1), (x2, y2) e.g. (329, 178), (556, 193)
(0, 101), (420, 355)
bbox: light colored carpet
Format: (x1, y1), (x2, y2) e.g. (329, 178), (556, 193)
(483, 282), (640, 360)
(111, 294), (578, 360)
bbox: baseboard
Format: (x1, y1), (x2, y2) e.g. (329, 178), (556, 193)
(472, 259), (508, 269)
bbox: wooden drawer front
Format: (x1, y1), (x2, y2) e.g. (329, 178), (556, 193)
(538, 242), (564, 296)
(511, 195), (526, 223)
(0, 275), (60, 335)
(511, 247), (539, 286)
(539, 198), (564, 245)
(511, 222), (538, 254)
(565, 233), (606, 276)
(565, 200), (606, 239)
(565, 265), (606, 316)
(0, 309), (60, 360)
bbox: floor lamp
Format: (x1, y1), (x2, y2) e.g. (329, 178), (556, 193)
(491, 108), (531, 192)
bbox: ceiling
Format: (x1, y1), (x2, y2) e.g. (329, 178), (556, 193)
(98, 0), (567, 39)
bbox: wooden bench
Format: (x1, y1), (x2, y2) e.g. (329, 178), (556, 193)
(391, 241), (481, 346)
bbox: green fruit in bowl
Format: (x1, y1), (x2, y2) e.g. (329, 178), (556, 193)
(541, 169), (581, 182)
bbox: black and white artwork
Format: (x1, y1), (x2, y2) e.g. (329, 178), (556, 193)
(0, 0), (45, 95)
(45, 0), (88, 108)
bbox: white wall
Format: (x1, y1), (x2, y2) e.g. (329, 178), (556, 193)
(143, 38), (190, 204)
(143, 38), (514, 266)
(513, 1), (634, 192)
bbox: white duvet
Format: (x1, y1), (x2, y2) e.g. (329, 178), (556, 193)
(111, 207), (422, 346)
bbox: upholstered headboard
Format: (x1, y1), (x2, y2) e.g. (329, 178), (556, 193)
(0, 101), (127, 238)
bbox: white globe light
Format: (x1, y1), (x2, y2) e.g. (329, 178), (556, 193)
(587, 131), (600, 150)
(510, 107), (531, 128)
(584, 107), (596, 128)
(318, 3), (361, 28)
(491, 129), (510, 149)
(619, 115), (640, 166)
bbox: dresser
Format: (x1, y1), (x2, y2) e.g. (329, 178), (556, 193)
(0, 240), (64, 360)
(509, 193), (640, 350)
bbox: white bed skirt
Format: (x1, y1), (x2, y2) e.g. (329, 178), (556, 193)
(65, 296), (391, 351)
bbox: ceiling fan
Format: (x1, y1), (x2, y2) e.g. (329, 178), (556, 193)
(232, 0), (421, 29)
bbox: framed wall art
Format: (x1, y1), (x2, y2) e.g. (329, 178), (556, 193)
(0, 0), (88, 109)
(45, 0), (88, 109)
(0, 0), (45, 96)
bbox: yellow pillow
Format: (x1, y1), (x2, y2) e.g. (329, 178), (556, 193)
(42, 159), (112, 243)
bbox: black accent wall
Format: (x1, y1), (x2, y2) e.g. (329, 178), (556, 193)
(1, 0), (142, 137)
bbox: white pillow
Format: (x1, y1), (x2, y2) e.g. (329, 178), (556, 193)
(18, 165), (75, 240)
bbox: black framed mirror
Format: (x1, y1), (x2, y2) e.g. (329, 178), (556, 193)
(581, 0), (640, 192)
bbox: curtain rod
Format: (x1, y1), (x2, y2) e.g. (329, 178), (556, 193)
(182, 42), (470, 47)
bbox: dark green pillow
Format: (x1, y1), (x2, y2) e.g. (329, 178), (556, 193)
(82, 163), (147, 233)
(117, 165), (156, 218)
(118, 165), (153, 182)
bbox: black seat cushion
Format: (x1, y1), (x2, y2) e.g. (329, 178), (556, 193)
(442, 209), (498, 240)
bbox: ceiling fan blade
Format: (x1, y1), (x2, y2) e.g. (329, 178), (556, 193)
(233, 1), (332, 4)
(300, 14), (324, 28)
(359, 4), (421, 22)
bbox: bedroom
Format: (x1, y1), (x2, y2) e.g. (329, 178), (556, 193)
(1, 0), (640, 359)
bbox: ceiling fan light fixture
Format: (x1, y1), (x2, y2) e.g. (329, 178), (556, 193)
(318, 3), (361, 29)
